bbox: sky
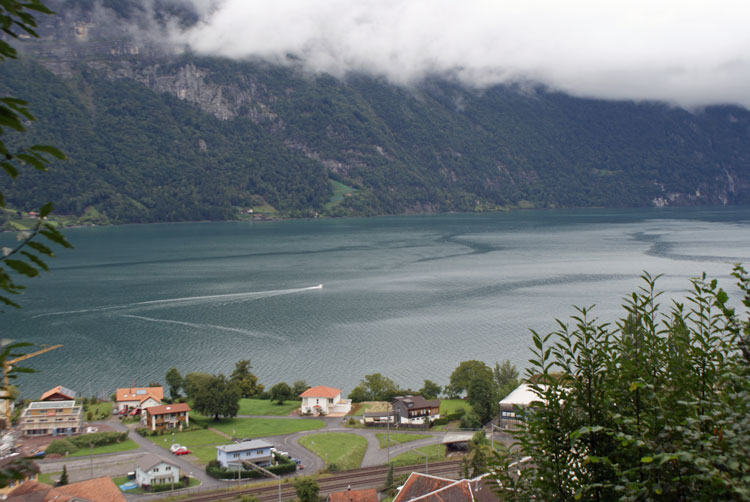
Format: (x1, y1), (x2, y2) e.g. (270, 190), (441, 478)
(166, 0), (750, 108)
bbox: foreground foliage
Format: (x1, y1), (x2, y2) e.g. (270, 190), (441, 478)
(494, 266), (750, 501)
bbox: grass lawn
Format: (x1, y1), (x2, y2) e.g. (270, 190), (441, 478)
(67, 439), (140, 457)
(38, 472), (59, 485)
(440, 399), (472, 415)
(146, 429), (227, 464)
(325, 180), (357, 209)
(390, 444), (446, 467)
(375, 433), (432, 449)
(238, 399), (300, 416)
(298, 433), (367, 470)
(208, 417), (325, 439)
(85, 401), (113, 420)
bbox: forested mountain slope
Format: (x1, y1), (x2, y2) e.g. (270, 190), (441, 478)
(1, 0), (749, 224)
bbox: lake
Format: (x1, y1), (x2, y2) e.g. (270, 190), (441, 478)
(4, 206), (750, 399)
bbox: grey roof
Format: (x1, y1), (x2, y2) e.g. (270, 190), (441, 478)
(363, 411), (395, 417)
(28, 400), (77, 410)
(393, 395), (441, 409)
(216, 439), (273, 453)
(135, 453), (178, 472)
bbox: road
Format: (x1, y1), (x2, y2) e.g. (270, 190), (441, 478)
(35, 415), (512, 500)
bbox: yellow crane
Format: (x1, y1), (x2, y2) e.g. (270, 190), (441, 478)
(3, 344), (62, 427)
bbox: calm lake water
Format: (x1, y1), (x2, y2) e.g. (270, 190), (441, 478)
(4, 206), (750, 399)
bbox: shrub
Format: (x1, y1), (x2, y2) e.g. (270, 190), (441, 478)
(326, 463), (340, 473)
(45, 439), (78, 455)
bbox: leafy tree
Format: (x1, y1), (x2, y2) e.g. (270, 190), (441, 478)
(447, 360), (493, 398)
(493, 360), (519, 400)
(292, 380), (310, 398)
(165, 367), (183, 400)
(418, 379), (442, 400)
(492, 267), (750, 501)
(0, 0), (70, 310)
(467, 375), (498, 425)
(293, 477), (320, 502)
(58, 465), (68, 486)
(269, 382), (293, 404)
(229, 360), (264, 398)
(467, 431), (491, 477)
(183, 372), (212, 400)
(147, 381), (161, 388)
(383, 462), (394, 494)
(191, 374), (240, 420)
(348, 373), (400, 402)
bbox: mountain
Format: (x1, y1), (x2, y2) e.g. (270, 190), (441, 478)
(1, 0), (749, 225)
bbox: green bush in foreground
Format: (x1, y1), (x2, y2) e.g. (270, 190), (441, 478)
(493, 266), (750, 501)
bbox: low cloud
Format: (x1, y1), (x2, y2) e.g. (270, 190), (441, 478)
(168, 0), (750, 108)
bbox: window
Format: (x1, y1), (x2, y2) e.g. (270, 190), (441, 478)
(233, 453), (240, 459)
(316, 399), (319, 404)
(165, 466), (171, 471)
(153, 468), (159, 472)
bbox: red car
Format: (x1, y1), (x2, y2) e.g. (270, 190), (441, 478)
(173, 448), (191, 456)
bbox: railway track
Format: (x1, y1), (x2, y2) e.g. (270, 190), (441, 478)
(163, 460), (464, 502)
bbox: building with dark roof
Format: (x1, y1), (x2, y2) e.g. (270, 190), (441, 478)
(392, 395), (441, 425)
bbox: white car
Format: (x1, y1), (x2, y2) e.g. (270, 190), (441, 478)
(169, 444), (183, 453)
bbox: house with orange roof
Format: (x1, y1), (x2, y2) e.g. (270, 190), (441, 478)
(115, 387), (163, 413)
(7, 476), (126, 502)
(142, 403), (190, 431)
(40, 386), (76, 402)
(300, 386), (351, 415)
(393, 472), (498, 502)
(327, 487), (378, 502)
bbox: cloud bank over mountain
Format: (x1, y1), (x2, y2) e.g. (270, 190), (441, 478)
(168, 0), (750, 108)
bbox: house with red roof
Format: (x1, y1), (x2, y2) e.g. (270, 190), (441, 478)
(115, 387), (163, 413)
(300, 386), (351, 416)
(7, 477), (126, 502)
(393, 473), (498, 502)
(142, 402), (190, 431)
(327, 487), (378, 502)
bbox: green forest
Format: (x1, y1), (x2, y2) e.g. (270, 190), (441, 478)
(1, 5), (749, 227)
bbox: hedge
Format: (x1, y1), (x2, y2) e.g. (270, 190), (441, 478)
(432, 410), (466, 426)
(149, 477), (190, 492)
(205, 457), (296, 480)
(70, 431), (128, 448)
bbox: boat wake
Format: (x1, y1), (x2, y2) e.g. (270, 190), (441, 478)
(120, 314), (286, 341)
(31, 284), (323, 319)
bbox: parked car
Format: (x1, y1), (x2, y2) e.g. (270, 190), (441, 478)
(277, 451), (289, 457)
(169, 444), (183, 453)
(173, 448), (191, 456)
(291, 458), (302, 465)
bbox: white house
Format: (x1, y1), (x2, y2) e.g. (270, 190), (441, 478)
(115, 387), (163, 413)
(498, 383), (546, 429)
(216, 440), (273, 469)
(135, 454), (180, 487)
(300, 386), (351, 415)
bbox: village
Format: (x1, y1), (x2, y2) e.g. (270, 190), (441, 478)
(0, 363), (533, 502)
